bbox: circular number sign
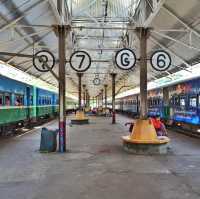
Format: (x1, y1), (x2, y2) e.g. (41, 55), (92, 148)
(69, 51), (91, 72)
(33, 50), (55, 72)
(93, 78), (101, 86)
(150, 50), (171, 71)
(115, 48), (136, 70)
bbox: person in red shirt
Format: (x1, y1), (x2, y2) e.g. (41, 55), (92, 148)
(151, 115), (168, 137)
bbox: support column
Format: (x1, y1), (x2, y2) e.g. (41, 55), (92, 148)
(83, 85), (86, 108)
(97, 95), (99, 108)
(58, 25), (67, 153)
(101, 89), (104, 107)
(93, 97), (95, 108)
(85, 89), (88, 107)
(77, 73), (82, 110)
(88, 94), (90, 107)
(163, 87), (170, 120)
(110, 73), (117, 124)
(104, 85), (108, 108)
(136, 27), (150, 119)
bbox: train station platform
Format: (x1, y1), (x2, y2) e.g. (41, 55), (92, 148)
(0, 115), (200, 199)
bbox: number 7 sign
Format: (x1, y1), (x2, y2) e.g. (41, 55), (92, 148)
(69, 51), (91, 72)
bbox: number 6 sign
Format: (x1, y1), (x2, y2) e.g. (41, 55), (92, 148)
(69, 51), (91, 72)
(150, 50), (171, 71)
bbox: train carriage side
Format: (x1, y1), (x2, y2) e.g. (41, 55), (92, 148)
(36, 88), (58, 118)
(168, 78), (200, 130)
(117, 77), (200, 134)
(0, 75), (34, 133)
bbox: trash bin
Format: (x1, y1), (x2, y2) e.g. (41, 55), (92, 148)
(40, 127), (58, 152)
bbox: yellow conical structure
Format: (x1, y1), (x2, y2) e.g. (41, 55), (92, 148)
(75, 111), (87, 120)
(122, 119), (170, 144)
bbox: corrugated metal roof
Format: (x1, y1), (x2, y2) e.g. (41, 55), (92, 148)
(0, 0), (199, 98)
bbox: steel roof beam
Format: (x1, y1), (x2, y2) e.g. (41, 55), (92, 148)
(6, 31), (52, 64)
(149, 36), (192, 71)
(144, 0), (166, 27)
(162, 5), (200, 39)
(48, 0), (61, 24)
(152, 30), (200, 53)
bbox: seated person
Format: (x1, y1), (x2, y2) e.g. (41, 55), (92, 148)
(125, 122), (134, 133)
(151, 115), (168, 137)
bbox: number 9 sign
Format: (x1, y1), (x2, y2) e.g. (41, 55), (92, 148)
(69, 51), (91, 72)
(150, 50), (171, 71)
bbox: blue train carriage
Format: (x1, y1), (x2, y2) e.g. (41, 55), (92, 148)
(146, 78), (200, 132)
(116, 95), (139, 117)
(36, 87), (58, 118)
(0, 75), (58, 135)
(168, 78), (200, 131)
(147, 89), (164, 118)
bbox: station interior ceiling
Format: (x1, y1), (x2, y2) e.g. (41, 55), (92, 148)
(0, 0), (200, 99)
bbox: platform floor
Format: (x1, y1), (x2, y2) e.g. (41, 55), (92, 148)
(0, 115), (200, 199)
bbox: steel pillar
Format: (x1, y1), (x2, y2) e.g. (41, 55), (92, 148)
(101, 89), (103, 107)
(58, 25), (66, 153)
(77, 73), (82, 110)
(97, 95), (99, 108)
(163, 87), (170, 119)
(93, 97), (95, 108)
(136, 27), (150, 119)
(88, 95), (90, 107)
(85, 89), (88, 107)
(104, 85), (108, 108)
(111, 73), (117, 124)
(83, 84), (86, 107)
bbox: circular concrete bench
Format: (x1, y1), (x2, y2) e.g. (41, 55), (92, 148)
(122, 119), (170, 154)
(71, 111), (89, 125)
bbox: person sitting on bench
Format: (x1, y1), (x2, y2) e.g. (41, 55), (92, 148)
(151, 114), (168, 137)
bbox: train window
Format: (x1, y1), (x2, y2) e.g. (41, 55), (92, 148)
(39, 97), (42, 105)
(189, 97), (197, 107)
(170, 97), (174, 105)
(5, 94), (11, 106)
(42, 97), (45, 105)
(15, 95), (24, 106)
(45, 97), (47, 105)
(30, 96), (33, 105)
(0, 93), (3, 106)
(174, 96), (180, 106)
(199, 95), (200, 106)
(180, 98), (186, 107)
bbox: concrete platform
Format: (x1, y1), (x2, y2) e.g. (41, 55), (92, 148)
(0, 115), (200, 199)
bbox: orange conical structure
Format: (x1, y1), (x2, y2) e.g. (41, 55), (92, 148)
(130, 119), (157, 141)
(122, 119), (170, 144)
(75, 111), (87, 120)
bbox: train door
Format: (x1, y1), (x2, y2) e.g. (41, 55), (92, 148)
(180, 95), (186, 111)
(26, 87), (31, 121)
(0, 92), (4, 106)
(5, 93), (11, 106)
(188, 94), (199, 124)
(198, 94), (200, 125)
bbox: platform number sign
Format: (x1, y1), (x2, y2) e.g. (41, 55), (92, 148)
(69, 51), (91, 72)
(150, 50), (171, 71)
(115, 48), (136, 70)
(33, 50), (55, 72)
